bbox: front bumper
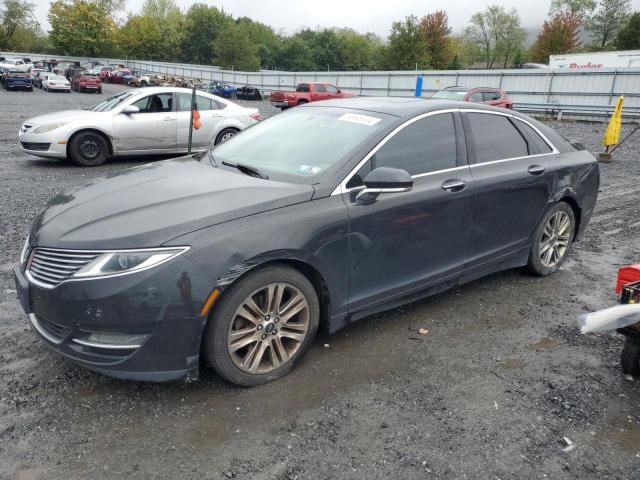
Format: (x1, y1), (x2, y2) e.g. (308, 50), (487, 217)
(13, 255), (213, 382)
(18, 130), (68, 158)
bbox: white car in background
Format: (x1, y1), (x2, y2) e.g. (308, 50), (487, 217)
(18, 87), (262, 165)
(0, 58), (28, 72)
(43, 75), (71, 92)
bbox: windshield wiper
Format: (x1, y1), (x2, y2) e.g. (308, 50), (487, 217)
(222, 160), (269, 180)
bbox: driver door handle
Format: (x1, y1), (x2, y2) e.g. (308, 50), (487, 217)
(441, 179), (466, 192)
(528, 165), (545, 175)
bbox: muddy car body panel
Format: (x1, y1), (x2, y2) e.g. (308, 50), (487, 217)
(15, 98), (599, 381)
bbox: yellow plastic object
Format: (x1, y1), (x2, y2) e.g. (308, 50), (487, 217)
(603, 96), (624, 147)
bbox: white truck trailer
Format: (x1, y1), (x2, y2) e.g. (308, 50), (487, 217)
(549, 50), (640, 69)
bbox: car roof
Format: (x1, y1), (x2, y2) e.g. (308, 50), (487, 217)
(307, 96), (510, 118)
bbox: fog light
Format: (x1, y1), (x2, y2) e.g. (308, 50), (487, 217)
(72, 332), (148, 349)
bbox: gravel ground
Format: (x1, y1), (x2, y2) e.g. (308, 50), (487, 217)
(1, 84), (639, 480)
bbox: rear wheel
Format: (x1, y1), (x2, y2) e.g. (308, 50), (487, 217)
(69, 131), (109, 166)
(526, 202), (575, 276)
(621, 340), (640, 376)
(202, 265), (320, 386)
(215, 127), (239, 145)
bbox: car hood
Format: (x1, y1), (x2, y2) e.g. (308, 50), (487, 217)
(25, 110), (96, 126)
(30, 156), (315, 250)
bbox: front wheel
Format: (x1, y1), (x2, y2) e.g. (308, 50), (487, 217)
(202, 265), (320, 386)
(69, 131), (109, 166)
(526, 202), (576, 276)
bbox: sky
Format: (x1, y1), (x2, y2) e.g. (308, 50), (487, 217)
(34, 0), (640, 37)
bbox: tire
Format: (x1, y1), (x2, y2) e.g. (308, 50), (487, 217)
(526, 202), (576, 276)
(69, 131), (109, 166)
(621, 340), (640, 376)
(202, 265), (320, 386)
(140, 80), (148, 87)
(297, 100), (308, 107)
(215, 127), (239, 145)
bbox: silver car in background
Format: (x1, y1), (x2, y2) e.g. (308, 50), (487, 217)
(18, 87), (261, 166)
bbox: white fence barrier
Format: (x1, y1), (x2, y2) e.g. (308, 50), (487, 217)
(4, 51), (640, 116)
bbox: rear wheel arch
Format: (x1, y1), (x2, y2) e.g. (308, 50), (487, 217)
(558, 196), (582, 240)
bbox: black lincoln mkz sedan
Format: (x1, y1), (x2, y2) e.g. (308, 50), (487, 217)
(15, 98), (599, 386)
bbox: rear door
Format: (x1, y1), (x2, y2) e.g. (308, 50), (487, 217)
(461, 111), (557, 271)
(342, 112), (473, 311)
(176, 92), (224, 150)
(112, 92), (177, 153)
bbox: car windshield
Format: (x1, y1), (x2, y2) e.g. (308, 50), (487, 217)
(87, 91), (137, 112)
(432, 89), (468, 100)
(213, 107), (394, 183)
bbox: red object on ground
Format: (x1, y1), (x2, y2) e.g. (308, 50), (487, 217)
(270, 82), (354, 109)
(616, 264), (640, 294)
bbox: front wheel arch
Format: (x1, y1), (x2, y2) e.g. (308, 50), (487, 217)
(66, 128), (113, 158)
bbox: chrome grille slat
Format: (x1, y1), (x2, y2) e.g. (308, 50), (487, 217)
(30, 263), (74, 277)
(31, 258), (80, 271)
(27, 247), (102, 288)
(35, 253), (95, 264)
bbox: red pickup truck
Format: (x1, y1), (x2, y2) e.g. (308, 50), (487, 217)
(270, 82), (354, 110)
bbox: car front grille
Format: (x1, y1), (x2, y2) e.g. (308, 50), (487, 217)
(27, 248), (101, 288)
(20, 142), (50, 151)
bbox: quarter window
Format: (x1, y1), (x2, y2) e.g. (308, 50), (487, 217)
(513, 120), (553, 154)
(347, 113), (457, 187)
(466, 113), (528, 163)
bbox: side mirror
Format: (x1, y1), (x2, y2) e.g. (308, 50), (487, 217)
(121, 105), (140, 115)
(356, 167), (413, 204)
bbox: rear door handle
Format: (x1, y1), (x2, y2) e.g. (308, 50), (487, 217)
(441, 179), (466, 192)
(528, 165), (545, 175)
(163, 116), (175, 121)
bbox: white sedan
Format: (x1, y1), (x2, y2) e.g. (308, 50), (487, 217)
(43, 75), (71, 92)
(19, 87), (261, 165)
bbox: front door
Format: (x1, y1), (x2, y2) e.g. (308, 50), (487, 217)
(342, 112), (473, 311)
(461, 111), (556, 269)
(112, 92), (177, 153)
(176, 92), (223, 150)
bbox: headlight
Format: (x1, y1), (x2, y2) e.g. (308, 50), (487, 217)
(73, 247), (189, 279)
(20, 235), (30, 268)
(34, 122), (68, 133)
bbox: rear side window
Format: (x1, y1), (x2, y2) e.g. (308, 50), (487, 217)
(296, 84), (310, 92)
(347, 113), (457, 187)
(466, 113), (528, 163)
(512, 119), (553, 155)
(315, 84), (326, 93)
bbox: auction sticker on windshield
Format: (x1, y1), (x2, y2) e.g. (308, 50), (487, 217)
(337, 113), (382, 127)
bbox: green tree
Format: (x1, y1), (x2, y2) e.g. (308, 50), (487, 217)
(0, 0), (38, 49)
(180, 3), (229, 64)
(550, 0), (596, 18)
(139, 0), (183, 60)
(419, 10), (452, 69)
(214, 22), (259, 70)
(615, 11), (640, 48)
(386, 15), (428, 70)
(48, 0), (117, 56)
(119, 14), (164, 60)
(275, 35), (315, 71)
(335, 29), (383, 70)
(587, 0), (631, 48)
(465, 6), (526, 69)
(236, 17), (280, 68)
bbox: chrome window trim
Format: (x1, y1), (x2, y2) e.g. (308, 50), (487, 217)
(331, 108), (559, 196)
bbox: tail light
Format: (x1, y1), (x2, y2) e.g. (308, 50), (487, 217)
(250, 112), (261, 121)
(617, 265), (640, 294)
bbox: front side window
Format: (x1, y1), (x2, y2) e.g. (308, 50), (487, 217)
(469, 92), (483, 102)
(132, 93), (173, 113)
(483, 91), (501, 101)
(466, 113), (529, 163)
(326, 84), (339, 93)
(370, 113), (457, 177)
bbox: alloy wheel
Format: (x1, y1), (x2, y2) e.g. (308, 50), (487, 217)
(539, 211), (572, 268)
(227, 282), (310, 374)
(220, 131), (235, 143)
